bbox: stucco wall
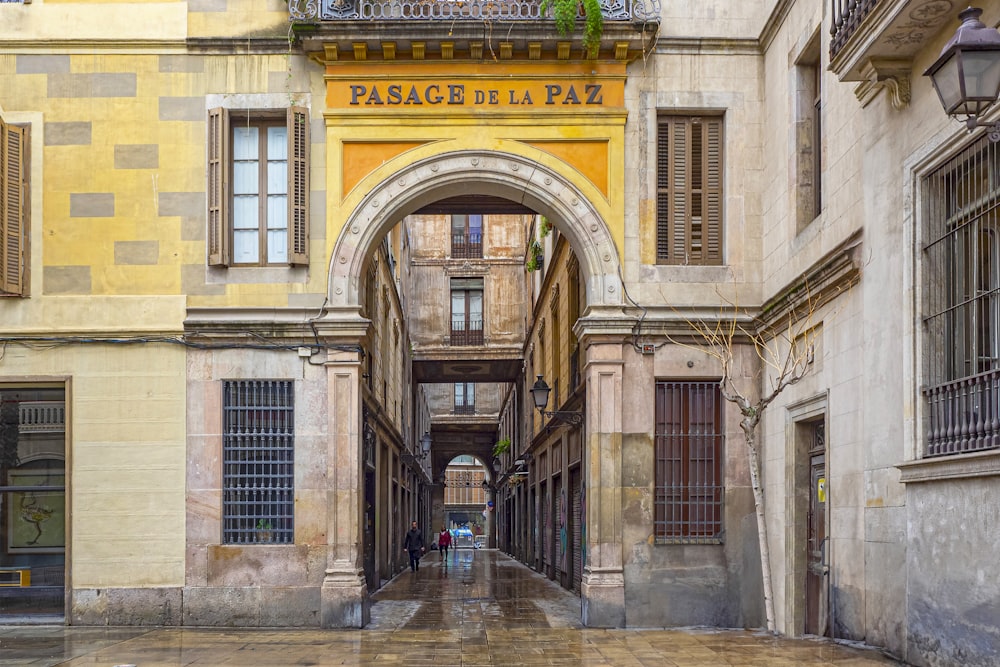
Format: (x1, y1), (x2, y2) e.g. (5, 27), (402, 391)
(903, 477), (1000, 667)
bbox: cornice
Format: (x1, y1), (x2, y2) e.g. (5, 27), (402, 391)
(897, 449), (1000, 483)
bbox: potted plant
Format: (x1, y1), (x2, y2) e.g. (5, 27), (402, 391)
(526, 240), (544, 272)
(255, 519), (273, 543)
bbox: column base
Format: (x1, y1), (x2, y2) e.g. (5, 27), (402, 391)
(320, 568), (370, 628)
(581, 568), (625, 628)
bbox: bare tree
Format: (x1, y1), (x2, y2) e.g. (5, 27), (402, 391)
(666, 288), (820, 633)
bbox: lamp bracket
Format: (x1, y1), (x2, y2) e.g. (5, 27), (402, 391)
(967, 117), (1000, 141)
(539, 409), (584, 426)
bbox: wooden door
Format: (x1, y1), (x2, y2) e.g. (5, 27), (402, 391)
(805, 422), (827, 635)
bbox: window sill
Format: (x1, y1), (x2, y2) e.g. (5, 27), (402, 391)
(897, 449), (1000, 484)
(654, 537), (723, 546)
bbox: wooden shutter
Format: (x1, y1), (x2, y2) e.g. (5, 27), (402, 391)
(656, 116), (724, 265)
(1, 118), (26, 295)
(287, 106), (310, 265)
(703, 118), (723, 264)
(207, 107), (230, 266)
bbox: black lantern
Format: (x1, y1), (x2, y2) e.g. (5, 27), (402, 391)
(925, 8), (1000, 132)
(528, 375), (583, 425)
(419, 431), (432, 454)
(530, 375), (551, 411)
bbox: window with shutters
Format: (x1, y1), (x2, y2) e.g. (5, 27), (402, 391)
(1, 117), (28, 296)
(207, 108), (309, 267)
(656, 115), (723, 265)
(655, 381), (724, 542)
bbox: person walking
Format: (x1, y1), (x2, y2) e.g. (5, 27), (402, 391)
(403, 520), (425, 572)
(437, 526), (452, 561)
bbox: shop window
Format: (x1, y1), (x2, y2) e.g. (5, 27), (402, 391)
(222, 380), (295, 544)
(207, 108), (309, 267)
(654, 380), (724, 542)
(656, 114), (723, 265)
(923, 134), (1000, 457)
(1, 117), (28, 296)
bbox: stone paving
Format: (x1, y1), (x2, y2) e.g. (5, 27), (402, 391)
(0, 549), (908, 666)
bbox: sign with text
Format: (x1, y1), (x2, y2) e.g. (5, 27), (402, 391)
(325, 63), (626, 111)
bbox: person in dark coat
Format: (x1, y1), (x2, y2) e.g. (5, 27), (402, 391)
(403, 520), (425, 572)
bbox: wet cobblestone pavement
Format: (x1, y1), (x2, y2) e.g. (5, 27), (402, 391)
(0, 550), (908, 666)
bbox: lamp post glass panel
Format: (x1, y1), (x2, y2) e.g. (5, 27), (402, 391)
(925, 8), (1000, 132)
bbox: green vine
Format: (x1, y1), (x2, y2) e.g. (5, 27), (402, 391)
(540, 0), (604, 55)
(540, 217), (552, 238)
(493, 438), (511, 457)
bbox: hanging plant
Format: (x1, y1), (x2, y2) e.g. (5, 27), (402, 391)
(526, 240), (544, 272)
(541, 0), (604, 55)
(540, 217), (552, 238)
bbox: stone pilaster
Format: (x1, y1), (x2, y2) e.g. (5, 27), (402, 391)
(575, 316), (632, 628)
(320, 343), (369, 627)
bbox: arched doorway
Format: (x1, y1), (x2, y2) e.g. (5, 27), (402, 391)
(315, 149), (632, 629)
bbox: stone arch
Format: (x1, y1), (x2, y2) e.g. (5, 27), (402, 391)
(327, 150), (623, 312)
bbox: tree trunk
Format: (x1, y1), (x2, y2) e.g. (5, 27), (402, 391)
(743, 419), (776, 633)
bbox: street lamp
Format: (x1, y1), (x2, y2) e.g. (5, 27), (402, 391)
(529, 375), (583, 425)
(925, 7), (1000, 139)
(419, 431), (432, 456)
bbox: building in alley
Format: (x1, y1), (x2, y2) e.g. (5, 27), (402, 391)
(1, 0), (998, 665)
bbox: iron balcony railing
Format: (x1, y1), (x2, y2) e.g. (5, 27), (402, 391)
(452, 232), (483, 259)
(829, 0), (880, 59)
(923, 369), (1000, 457)
(289, 0), (660, 23)
(451, 319), (484, 345)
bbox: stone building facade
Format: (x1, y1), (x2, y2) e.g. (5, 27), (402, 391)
(1, 0), (999, 665)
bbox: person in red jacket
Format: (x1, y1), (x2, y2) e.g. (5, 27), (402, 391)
(437, 526), (452, 560)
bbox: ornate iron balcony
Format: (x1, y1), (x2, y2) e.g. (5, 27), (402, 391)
(289, 0), (660, 23)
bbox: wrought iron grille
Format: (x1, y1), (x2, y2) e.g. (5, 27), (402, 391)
(450, 319), (484, 345)
(289, 0), (660, 22)
(923, 134), (1000, 456)
(451, 232), (483, 259)
(654, 381), (724, 542)
(222, 380), (295, 544)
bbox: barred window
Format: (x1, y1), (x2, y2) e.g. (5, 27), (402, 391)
(222, 380), (294, 544)
(655, 381), (724, 542)
(923, 134), (1000, 457)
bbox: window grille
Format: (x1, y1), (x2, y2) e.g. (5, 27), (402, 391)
(222, 380), (294, 544)
(923, 134), (1000, 457)
(654, 381), (724, 542)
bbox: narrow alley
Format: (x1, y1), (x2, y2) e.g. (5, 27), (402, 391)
(0, 550), (907, 666)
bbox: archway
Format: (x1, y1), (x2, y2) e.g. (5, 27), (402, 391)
(325, 150), (624, 314)
(316, 148), (630, 629)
